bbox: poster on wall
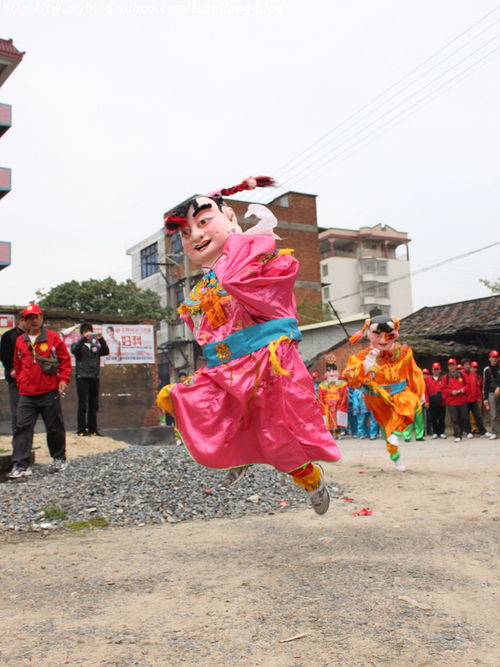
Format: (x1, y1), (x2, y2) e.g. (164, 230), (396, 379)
(0, 314), (16, 380)
(63, 324), (155, 365)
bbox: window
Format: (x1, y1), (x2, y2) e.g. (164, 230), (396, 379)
(322, 286), (330, 300)
(360, 258), (376, 273)
(377, 283), (388, 298)
(170, 232), (183, 263)
(278, 194), (289, 207)
(322, 264), (329, 277)
(362, 281), (377, 295)
(175, 283), (184, 308)
(376, 259), (387, 275)
(140, 242), (159, 279)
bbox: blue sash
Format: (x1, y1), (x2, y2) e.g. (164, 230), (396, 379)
(362, 379), (407, 396)
(203, 317), (301, 368)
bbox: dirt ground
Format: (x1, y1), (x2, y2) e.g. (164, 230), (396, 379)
(0, 435), (499, 667)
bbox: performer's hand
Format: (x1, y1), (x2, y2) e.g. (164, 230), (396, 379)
(363, 348), (379, 374)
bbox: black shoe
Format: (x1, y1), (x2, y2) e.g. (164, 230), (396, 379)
(416, 437), (425, 441)
(77, 430), (89, 437)
(89, 431), (104, 437)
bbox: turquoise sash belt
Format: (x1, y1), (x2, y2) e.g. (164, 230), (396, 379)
(203, 317), (302, 368)
(362, 379), (407, 396)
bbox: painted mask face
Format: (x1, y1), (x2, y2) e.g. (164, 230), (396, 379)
(180, 197), (236, 268)
(367, 321), (398, 352)
(325, 368), (339, 381)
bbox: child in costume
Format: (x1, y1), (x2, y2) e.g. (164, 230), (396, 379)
(157, 177), (341, 514)
(318, 356), (348, 440)
(348, 387), (379, 439)
(343, 315), (425, 471)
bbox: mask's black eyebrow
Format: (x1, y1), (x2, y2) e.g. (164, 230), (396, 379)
(192, 201), (214, 218)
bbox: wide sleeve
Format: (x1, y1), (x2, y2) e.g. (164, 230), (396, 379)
(55, 335), (72, 383)
(343, 352), (368, 389)
(405, 350), (425, 400)
(215, 233), (299, 321)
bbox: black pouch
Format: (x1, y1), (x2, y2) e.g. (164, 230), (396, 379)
(34, 352), (59, 375)
(429, 392), (442, 407)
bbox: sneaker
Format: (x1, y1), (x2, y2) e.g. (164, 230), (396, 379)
(454, 437), (461, 443)
(489, 434), (498, 440)
(369, 436), (376, 440)
(439, 434), (447, 439)
(432, 433), (438, 439)
(393, 458), (406, 472)
(89, 431), (104, 437)
(77, 430), (89, 437)
(307, 466), (330, 515)
(466, 433), (473, 439)
(52, 458), (68, 472)
(483, 431), (493, 438)
(7, 465), (32, 479)
(404, 439), (411, 443)
(416, 437), (425, 442)
(222, 465), (249, 488)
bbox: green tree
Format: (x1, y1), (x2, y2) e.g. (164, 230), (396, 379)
(35, 277), (171, 321)
(480, 278), (500, 294)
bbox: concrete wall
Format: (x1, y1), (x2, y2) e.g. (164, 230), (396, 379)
(299, 316), (366, 364)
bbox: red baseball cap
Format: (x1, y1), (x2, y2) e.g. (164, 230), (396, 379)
(447, 358), (457, 365)
(489, 350), (499, 358)
(22, 304), (42, 317)
(422, 368), (430, 374)
(431, 362), (441, 369)
(471, 361), (479, 368)
(457, 364), (463, 370)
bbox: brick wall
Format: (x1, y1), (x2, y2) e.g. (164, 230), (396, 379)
(0, 308), (161, 434)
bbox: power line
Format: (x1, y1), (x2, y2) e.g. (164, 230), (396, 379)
(271, 4), (500, 180)
(268, 37), (500, 196)
(273, 42), (500, 195)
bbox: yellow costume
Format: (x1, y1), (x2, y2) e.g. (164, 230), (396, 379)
(343, 315), (425, 469)
(344, 345), (424, 436)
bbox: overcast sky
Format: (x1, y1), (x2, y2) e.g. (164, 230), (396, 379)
(1, 0), (499, 313)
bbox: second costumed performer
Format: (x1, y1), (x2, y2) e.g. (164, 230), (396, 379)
(343, 315), (425, 471)
(157, 176), (341, 514)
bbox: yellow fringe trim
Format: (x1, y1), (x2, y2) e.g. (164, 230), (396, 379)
(156, 384), (174, 415)
(268, 336), (291, 375)
(291, 464), (322, 491)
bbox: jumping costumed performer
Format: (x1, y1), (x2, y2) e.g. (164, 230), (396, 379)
(157, 177), (341, 514)
(343, 315), (425, 471)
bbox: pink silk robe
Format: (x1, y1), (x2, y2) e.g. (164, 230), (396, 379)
(169, 233), (341, 472)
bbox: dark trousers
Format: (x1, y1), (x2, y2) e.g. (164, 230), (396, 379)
(467, 401), (486, 435)
(12, 391), (66, 468)
(429, 405), (446, 436)
(7, 381), (19, 434)
(76, 377), (100, 433)
(447, 403), (469, 438)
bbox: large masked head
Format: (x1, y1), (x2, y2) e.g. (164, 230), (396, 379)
(350, 314), (400, 352)
(179, 196), (238, 268)
(164, 176), (275, 269)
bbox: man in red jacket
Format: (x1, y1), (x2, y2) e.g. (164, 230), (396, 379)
(425, 362), (447, 439)
(7, 304), (71, 478)
(442, 358), (472, 443)
(462, 358), (491, 437)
